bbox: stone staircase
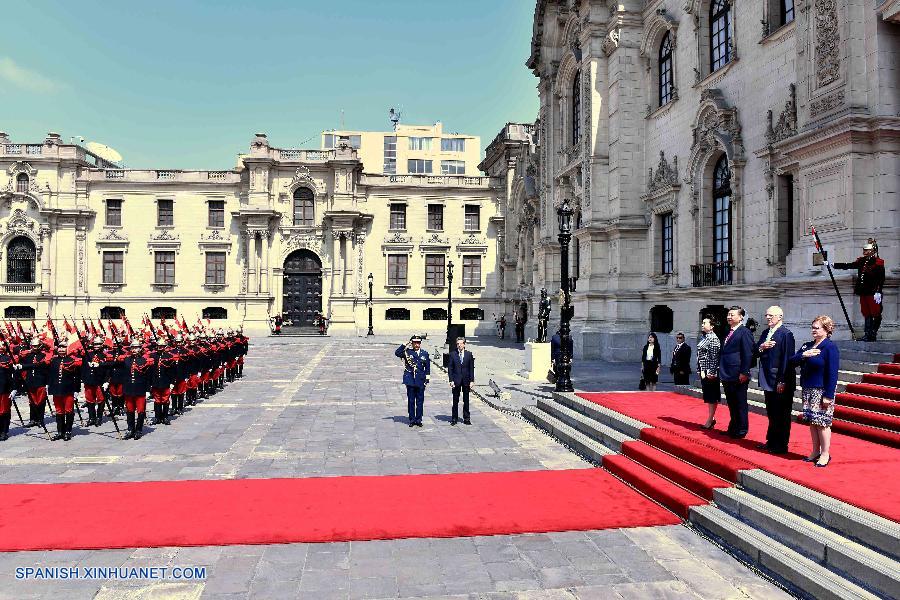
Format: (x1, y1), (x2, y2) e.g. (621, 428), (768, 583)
(676, 343), (900, 448)
(523, 392), (900, 600)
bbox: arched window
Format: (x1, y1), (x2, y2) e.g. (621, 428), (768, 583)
(712, 155), (732, 265)
(6, 237), (36, 283)
(659, 31), (674, 106)
(710, 0), (731, 72)
(16, 173), (29, 193)
(293, 188), (314, 227)
(781, 0), (795, 25)
(572, 71), (581, 145)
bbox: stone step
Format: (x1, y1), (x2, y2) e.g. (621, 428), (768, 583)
(714, 487), (900, 599)
(738, 470), (900, 563)
(841, 359), (883, 374)
(833, 340), (899, 355)
(535, 397), (633, 451)
(521, 405), (613, 464)
(690, 505), (881, 600)
(551, 392), (650, 439)
(836, 347), (897, 365)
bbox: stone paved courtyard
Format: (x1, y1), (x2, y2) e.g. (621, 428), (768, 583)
(0, 337), (793, 599)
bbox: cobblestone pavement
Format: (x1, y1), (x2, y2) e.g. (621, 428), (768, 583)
(0, 337), (792, 599)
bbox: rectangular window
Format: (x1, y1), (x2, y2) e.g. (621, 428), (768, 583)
(661, 213), (673, 275)
(208, 200), (225, 228)
(464, 205), (480, 231)
(157, 199), (174, 227)
(425, 254), (445, 287)
(387, 254), (408, 286)
(441, 160), (465, 175)
(105, 199), (122, 227)
(205, 252), (226, 285)
(781, 0), (795, 25)
(323, 134), (335, 148)
(389, 203), (406, 230)
(713, 196), (731, 263)
(462, 255), (481, 287)
(408, 137), (432, 151)
(102, 251), (123, 284)
(383, 135), (397, 174)
(154, 251), (175, 285)
(441, 138), (466, 152)
(427, 204), (444, 230)
(407, 159), (432, 174)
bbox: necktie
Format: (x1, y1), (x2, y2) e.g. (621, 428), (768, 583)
(459, 351), (464, 363)
(725, 329), (735, 345)
(765, 324), (778, 344)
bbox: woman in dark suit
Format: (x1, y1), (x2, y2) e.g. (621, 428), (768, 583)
(641, 333), (662, 392)
(790, 315), (840, 468)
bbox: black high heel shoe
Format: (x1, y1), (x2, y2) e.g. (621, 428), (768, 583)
(700, 419), (716, 430)
(802, 454), (821, 463)
(815, 456), (831, 468)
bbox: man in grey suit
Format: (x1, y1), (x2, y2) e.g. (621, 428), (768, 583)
(755, 306), (796, 454)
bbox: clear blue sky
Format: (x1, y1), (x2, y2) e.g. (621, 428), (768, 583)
(1, 1), (538, 170)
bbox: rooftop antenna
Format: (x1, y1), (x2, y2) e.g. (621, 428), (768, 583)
(340, 109), (345, 130)
(389, 107), (401, 130)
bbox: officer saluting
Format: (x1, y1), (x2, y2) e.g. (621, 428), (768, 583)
(395, 335), (430, 427)
(829, 238), (886, 342)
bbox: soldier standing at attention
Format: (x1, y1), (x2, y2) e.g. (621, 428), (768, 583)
(48, 342), (82, 441)
(0, 340), (16, 441)
(81, 336), (109, 427)
(107, 336), (128, 416)
(121, 339), (152, 440)
(20, 337), (51, 429)
(148, 338), (176, 426)
(170, 334), (190, 416)
(829, 238), (886, 342)
(395, 335), (430, 427)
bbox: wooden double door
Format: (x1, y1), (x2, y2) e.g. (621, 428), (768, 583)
(283, 250), (322, 327)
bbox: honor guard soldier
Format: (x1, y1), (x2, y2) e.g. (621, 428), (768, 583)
(236, 330), (248, 378)
(829, 238), (886, 342)
(0, 340), (16, 441)
(170, 335), (190, 415)
(395, 335), (430, 427)
(81, 336), (109, 427)
(185, 335), (201, 406)
(20, 338), (51, 429)
(121, 339), (152, 440)
(107, 336), (128, 415)
(148, 338), (176, 426)
(48, 342), (82, 441)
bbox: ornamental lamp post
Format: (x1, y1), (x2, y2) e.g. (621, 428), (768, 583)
(556, 200), (575, 392)
(367, 272), (374, 336)
(446, 260), (454, 346)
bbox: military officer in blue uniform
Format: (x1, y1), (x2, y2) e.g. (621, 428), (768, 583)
(395, 335), (430, 427)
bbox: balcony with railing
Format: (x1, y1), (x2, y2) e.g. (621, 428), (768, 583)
(691, 261), (733, 287)
(87, 169), (240, 184)
(361, 173), (496, 189)
(1, 283), (40, 294)
(276, 149), (334, 162)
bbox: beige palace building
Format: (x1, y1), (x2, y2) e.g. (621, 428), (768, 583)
(0, 130), (504, 336)
(483, 0), (898, 357)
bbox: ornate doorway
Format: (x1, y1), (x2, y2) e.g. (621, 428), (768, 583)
(283, 250), (322, 328)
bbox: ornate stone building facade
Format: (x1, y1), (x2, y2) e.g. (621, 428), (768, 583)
(0, 131), (504, 335)
(514, 0), (898, 357)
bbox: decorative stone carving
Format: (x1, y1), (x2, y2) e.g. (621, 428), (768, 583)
(767, 84), (798, 143)
(100, 229), (127, 241)
(648, 151), (679, 193)
(688, 90), (745, 169)
(810, 90), (845, 116)
(601, 29), (621, 57)
(422, 233), (449, 245)
(150, 229), (178, 241)
(383, 232), (412, 244)
(814, 0), (840, 87)
(201, 229), (226, 241)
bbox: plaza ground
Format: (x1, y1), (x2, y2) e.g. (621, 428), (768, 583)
(0, 337), (792, 599)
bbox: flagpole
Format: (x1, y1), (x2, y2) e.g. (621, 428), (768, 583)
(810, 225), (856, 337)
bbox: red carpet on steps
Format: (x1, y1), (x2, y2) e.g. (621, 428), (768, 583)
(602, 454), (707, 519)
(0, 468), (680, 552)
(578, 392), (900, 523)
(879, 363), (900, 375)
(846, 382), (900, 402)
(837, 392), (900, 416)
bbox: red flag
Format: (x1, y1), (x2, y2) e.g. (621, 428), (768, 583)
(63, 316), (76, 334)
(810, 225), (823, 252)
(180, 316), (189, 332)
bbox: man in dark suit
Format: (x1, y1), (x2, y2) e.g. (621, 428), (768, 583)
(755, 306), (796, 454)
(718, 306), (754, 438)
(447, 337), (474, 425)
(395, 335), (430, 427)
(670, 332), (692, 386)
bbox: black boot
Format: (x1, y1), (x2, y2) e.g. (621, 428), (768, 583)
(123, 412), (135, 440)
(872, 315), (882, 342)
(64, 413), (74, 441)
(96, 404), (104, 427)
(52, 415), (64, 441)
(135, 412), (145, 439)
(152, 404), (161, 425)
(0, 413), (10, 441)
(26, 403), (37, 427)
(86, 403), (97, 427)
(162, 402), (170, 425)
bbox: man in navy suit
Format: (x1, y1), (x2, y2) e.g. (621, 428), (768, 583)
(447, 337), (475, 425)
(395, 335), (430, 427)
(755, 306), (796, 453)
(718, 306), (754, 438)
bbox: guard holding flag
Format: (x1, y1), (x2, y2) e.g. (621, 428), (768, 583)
(828, 238), (886, 342)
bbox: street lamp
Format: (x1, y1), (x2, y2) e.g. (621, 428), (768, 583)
(446, 260), (454, 345)
(556, 200), (575, 392)
(367, 272), (374, 336)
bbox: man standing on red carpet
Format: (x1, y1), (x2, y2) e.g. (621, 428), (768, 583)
(718, 306), (754, 439)
(754, 306), (796, 454)
(121, 339), (152, 440)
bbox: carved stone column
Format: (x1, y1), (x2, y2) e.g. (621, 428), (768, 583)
(330, 229), (339, 298)
(247, 229), (258, 295)
(39, 225), (51, 295)
(260, 229), (270, 296)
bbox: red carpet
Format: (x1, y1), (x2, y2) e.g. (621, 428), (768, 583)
(846, 382), (900, 402)
(0, 469), (680, 552)
(619, 440), (732, 500)
(838, 392), (900, 416)
(602, 454), (707, 519)
(578, 392), (900, 523)
(879, 363), (900, 375)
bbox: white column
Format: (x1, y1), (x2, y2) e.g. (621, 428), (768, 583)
(40, 225), (51, 294)
(247, 230), (258, 295)
(260, 230), (270, 295)
(341, 233), (348, 295)
(330, 230), (339, 297)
